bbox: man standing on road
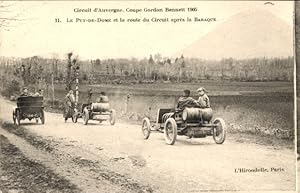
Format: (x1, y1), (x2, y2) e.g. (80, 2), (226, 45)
(64, 90), (75, 122)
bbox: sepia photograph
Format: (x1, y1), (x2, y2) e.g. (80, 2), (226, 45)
(0, 1), (296, 193)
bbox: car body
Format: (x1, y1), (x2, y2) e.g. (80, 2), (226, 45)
(141, 107), (226, 145)
(73, 103), (116, 125)
(12, 96), (45, 125)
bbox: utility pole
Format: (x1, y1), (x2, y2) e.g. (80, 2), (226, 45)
(66, 52), (80, 108)
(51, 72), (55, 107)
(66, 53), (73, 91)
(74, 63), (80, 107)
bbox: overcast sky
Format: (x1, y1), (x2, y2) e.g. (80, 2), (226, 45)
(0, 1), (294, 60)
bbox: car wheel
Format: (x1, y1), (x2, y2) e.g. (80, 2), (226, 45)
(109, 109), (116, 125)
(213, 118), (226, 144)
(40, 110), (45, 124)
(83, 108), (89, 125)
(164, 118), (177, 145)
(72, 113), (78, 123)
(141, 117), (151, 139)
(16, 110), (21, 126)
(12, 111), (16, 125)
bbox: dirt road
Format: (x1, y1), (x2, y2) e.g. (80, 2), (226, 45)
(0, 97), (296, 193)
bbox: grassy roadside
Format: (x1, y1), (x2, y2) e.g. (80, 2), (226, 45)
(0, 134), (81, 193)
(0, 121), (155, 193)
(228, 131), (294, 150)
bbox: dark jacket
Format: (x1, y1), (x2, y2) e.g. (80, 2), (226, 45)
(177, 96), (197, 110)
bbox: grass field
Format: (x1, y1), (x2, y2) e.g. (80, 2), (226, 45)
(51, 80), (293, 96)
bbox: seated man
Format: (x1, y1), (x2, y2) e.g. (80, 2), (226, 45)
(34, 89), (44, 97)
(13, 87), (31, 121)
(92, 92), (110, 112)
(20, 87), (30, 96)
(177, 89), (198, 110)
(96, 92), (109, 103)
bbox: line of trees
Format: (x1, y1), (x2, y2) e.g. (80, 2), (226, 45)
(0, 54), (294, 91)
(87, 55), (294, 83)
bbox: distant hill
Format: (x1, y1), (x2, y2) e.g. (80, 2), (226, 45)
(177, 9), (293, 59)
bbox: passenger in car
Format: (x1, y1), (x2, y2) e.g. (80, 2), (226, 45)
(34, 89), (44, 97)
(196, 87), (210, 108)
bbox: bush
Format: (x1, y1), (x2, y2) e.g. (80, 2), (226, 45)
(1, 79), (21, 97)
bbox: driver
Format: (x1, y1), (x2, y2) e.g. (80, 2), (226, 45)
(96, 92), (109, 103)
(64, 90), (75, 122)
(177, 89), (198, 110)
(20, 87), (30, 96)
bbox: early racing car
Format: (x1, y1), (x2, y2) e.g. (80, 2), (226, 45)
(13, 96), (45, 125)
(141, 107), (226, 145)
(73, 103), (116, 125)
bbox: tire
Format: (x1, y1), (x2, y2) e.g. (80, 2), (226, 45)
(213, 118), (226, 144)
(16, 110), (21, 126)
(109, 109), (116, 125)
(12, 111), (16, 125)
(164, 118), (177, 145)
(73, 113), (78, 123)
(83, 109), (89, 125)
(40, 110), (45, 124)
(141, 117), (151, 140)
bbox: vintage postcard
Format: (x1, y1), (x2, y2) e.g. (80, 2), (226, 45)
(0, 1), (296, 193)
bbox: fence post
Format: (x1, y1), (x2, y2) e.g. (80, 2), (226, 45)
(125, 93), (130, 114)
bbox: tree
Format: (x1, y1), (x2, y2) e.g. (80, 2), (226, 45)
(65, 52), (79, 90)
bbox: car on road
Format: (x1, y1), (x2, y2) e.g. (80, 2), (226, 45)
(141, 107), (226, 145)
(73, 103), (116, 125)
(13, 96), (45, 125)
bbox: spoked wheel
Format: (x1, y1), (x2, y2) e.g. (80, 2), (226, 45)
(83, 108), (89, 125)
(213, 118), (226, 144)
(164, 118), (177, 145)
(12, 111), (16, 125)
(16, 110), (21, 126)
(72, 109), (78, 123)
(40, 110), (45, 124)
(72, 112), (78, 123)
(141, 117), (151, 139)
(109, 109), (116, 125)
